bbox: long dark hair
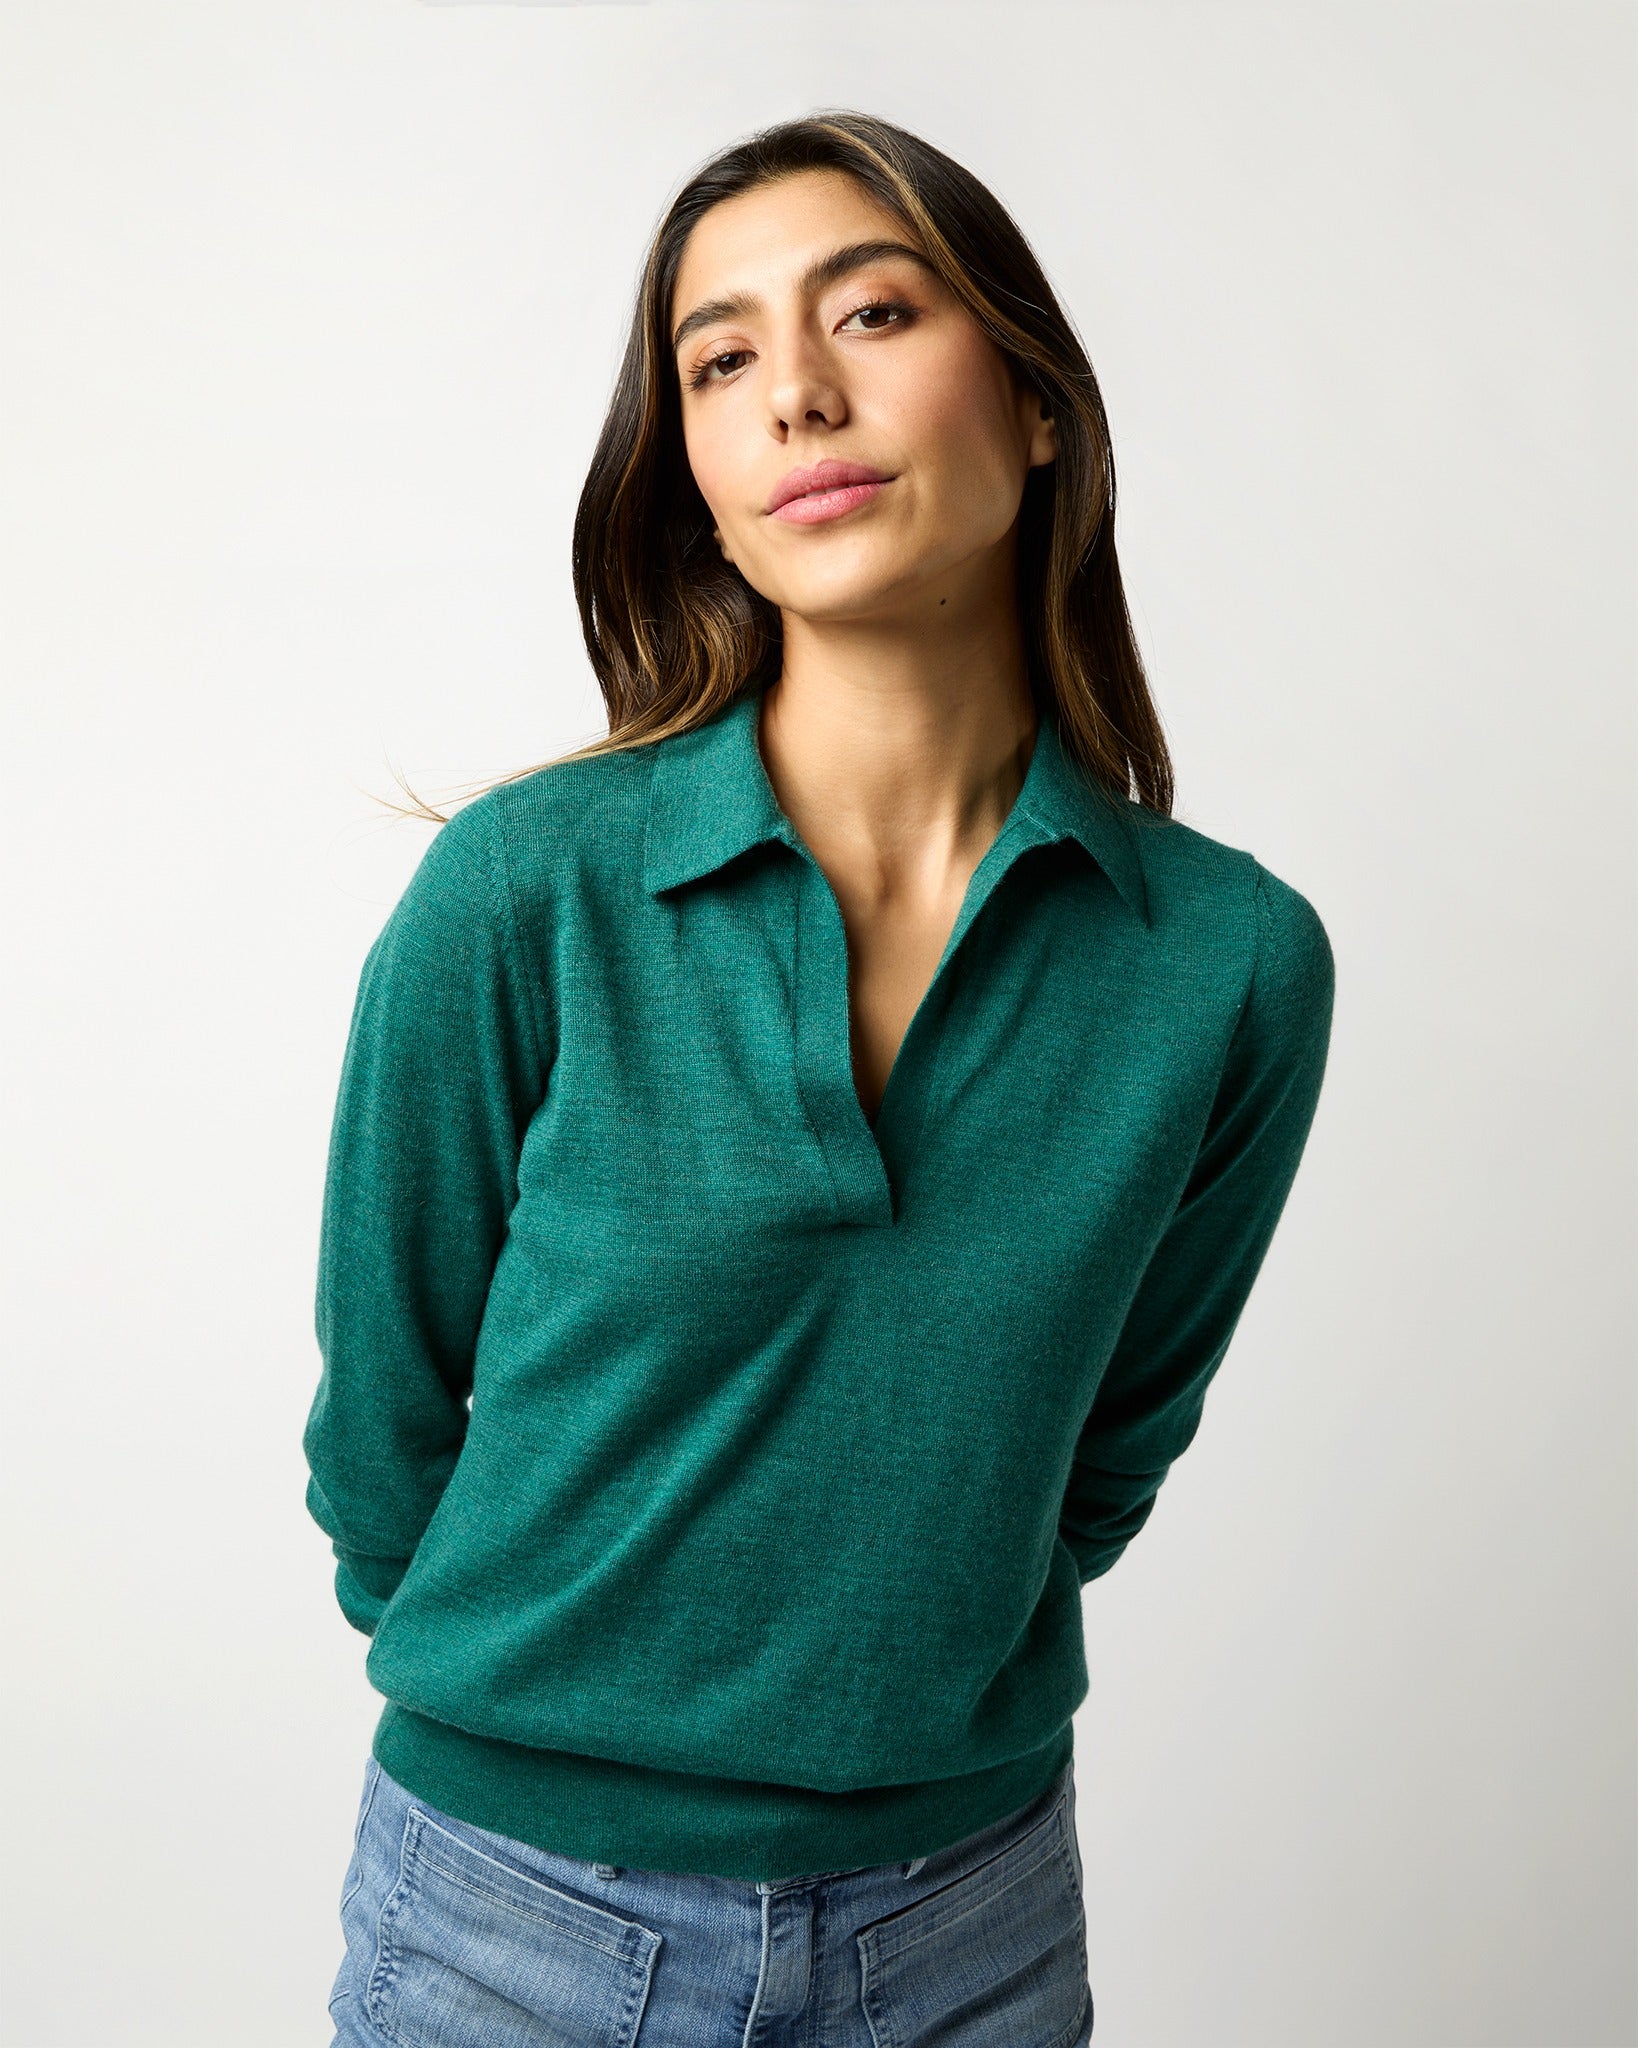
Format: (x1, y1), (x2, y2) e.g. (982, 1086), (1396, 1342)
(383, 110), (1174, 823)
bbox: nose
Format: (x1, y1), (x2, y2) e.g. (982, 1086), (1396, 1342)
(762, 328), (847, 436)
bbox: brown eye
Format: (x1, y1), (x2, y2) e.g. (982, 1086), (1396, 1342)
(839, 298), (914, 335)
(688, 348), (750, 392)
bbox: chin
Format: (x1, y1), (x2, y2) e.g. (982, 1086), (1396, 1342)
(763, 556), (931, 624)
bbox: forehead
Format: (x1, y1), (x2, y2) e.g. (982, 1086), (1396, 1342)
(670, 169), (920, 320)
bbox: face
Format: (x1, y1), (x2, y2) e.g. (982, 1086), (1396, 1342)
(669, 169), (1056, 630)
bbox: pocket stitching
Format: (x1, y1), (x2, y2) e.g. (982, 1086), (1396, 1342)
(857, 1798), (1073, 1966)
(363, 1811), (418, 2041)
(855, 1808), (1089, 2048)
(403, 1808), (662, 1968)
(363, 1806), (661, 2047)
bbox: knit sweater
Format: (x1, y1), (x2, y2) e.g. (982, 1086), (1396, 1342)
(302, 682), (1335, 1882)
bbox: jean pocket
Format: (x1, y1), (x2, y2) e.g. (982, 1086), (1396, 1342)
(855, 1797), (1091, 2048)
(364, 1803), (662, 2048)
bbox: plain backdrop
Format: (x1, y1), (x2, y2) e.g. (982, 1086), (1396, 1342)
(3, 3), (1634, 2044)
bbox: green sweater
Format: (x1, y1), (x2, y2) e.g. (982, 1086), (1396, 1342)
(302, 683), (1334, 1882)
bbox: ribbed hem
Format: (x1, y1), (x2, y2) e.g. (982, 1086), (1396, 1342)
(371, 1701), (1076, 1884)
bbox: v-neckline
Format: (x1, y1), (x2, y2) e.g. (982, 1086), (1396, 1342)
(787, 797), (1047, 1226)
(728, 687), (1143, 1228)
(779, 716), (1044, 1165)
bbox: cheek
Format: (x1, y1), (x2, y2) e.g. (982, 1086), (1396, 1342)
(888, 351), (1021, 520)
(680, 414), (738, 531)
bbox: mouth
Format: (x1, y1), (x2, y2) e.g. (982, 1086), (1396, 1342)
(769, 477), (894, 526)
(765, 458), (895, 523)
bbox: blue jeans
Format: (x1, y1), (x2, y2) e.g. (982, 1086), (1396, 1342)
(327, 1751), (1093, 2046)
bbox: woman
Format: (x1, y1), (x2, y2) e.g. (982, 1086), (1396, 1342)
(309, 109), (1335, 2046)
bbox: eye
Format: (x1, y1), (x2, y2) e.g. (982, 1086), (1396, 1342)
(684, 296), (917, 392)
(837, 295), (914, 335)
(686, 345), (752, 392)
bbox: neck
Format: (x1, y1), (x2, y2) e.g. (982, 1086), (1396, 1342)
(757, 569), (1039, 880)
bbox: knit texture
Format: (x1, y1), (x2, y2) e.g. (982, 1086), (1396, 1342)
(302, 683), (1335, 1881)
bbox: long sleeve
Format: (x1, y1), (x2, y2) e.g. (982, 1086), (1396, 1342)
(302, 798), (549, 1636)
(1059, 859), (1336, 1586)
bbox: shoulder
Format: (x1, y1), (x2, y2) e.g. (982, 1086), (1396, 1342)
(1126, 805), (1334, 1038)
(364, 743), (649, 966)
(1247, 858), (1335, 1024)
(430, 736), (657, 905)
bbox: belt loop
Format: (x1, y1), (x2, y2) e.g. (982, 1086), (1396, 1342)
(903, 1854), (926, 1878)
(591, 1863), (620, 1880)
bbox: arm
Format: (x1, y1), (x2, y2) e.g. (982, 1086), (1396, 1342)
(1059, 859), (1336, 1585)
(301, 798), (549, 1635)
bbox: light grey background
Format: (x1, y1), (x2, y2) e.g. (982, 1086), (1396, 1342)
(4, 3), (1633, 2043)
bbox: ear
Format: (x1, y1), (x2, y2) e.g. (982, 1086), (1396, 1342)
(1025, 388), (1058, 470)
(712, 526), (735, 565)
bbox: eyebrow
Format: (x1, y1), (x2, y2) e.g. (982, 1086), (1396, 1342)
(670, 238), (940, 356)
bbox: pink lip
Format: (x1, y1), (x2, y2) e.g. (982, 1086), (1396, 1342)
(766, 458), (893, 520)
(771, 478), (891, 525)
